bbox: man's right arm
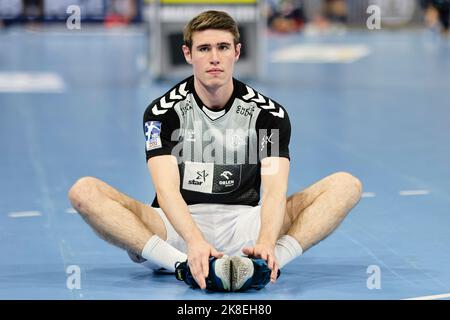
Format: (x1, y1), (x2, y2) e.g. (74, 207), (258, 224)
(147, 155), (223, 289)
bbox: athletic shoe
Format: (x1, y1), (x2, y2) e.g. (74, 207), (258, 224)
(175, 255), (231, 292)
(230, 256), (281, 291)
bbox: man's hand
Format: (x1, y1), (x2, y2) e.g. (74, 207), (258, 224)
(242, 243), (279, 283)
(187, 238), (224, 290)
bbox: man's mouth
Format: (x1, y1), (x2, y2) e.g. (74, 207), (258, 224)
(207, 68), (223, 75)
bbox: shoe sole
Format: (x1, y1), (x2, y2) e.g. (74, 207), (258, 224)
(213, 255), (231, 291)
(230, 256), (254, 291)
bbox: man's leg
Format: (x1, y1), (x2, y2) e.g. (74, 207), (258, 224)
(280, 171), (362, 252)
(68, 176), (187, 270)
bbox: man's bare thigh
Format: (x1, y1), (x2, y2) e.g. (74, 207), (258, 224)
(280, 172), (352, 235)
(88, 177), (168, 240)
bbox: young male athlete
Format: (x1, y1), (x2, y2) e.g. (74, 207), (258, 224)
(68, 10), (362, 292)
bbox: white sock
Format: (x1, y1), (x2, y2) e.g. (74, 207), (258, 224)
(274, 235), (303, 269)
(141, 235), (187, 272)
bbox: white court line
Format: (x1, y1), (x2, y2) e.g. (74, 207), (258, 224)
(399, 190), (430, 196)
(23, 28), (144, 37)
(8, 211), (42, 218)
(65, 208), (77, 214)
(271, 44), (371, 64)
(0, 72), (65, 93)
(362, 192), (376, 198)
(403, 293), (450, 300)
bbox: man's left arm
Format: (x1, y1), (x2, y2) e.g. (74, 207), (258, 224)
(242, 156), (290, 283)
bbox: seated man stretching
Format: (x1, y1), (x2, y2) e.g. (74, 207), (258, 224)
(68, 10), (362, 292)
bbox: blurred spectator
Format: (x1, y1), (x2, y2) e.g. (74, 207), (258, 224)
(104, 0), (137, 27)
(266, 0), (306, 33)
(323, 0), (348, 24)
(23, 0), (43, 21)
(420, 0), (450, 36)
(304, 0), (348, 36)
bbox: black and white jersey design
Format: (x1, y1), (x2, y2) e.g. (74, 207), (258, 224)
(143, 76), (291, 207)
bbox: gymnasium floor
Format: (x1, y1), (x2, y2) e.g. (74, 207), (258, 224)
(1, 24), (449, 300)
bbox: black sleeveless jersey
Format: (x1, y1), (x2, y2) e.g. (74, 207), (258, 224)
(143, 76), (291, 207)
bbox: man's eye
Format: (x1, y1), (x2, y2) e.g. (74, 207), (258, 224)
(199, 47), (209, 52)
(219, 45), (229, 51)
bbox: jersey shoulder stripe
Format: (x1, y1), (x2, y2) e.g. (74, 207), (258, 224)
(149, 77), (191, 116)
(239, 83), (286, 119)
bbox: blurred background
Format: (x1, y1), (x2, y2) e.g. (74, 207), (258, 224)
(1, 0), (450, 300)
(1, 0), (449, 79)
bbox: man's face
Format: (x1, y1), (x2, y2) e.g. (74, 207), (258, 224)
(183, 29), (241, 89)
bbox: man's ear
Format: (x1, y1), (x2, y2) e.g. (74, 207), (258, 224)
(235, 43), (241, 62)
(182, 45), (192, 65)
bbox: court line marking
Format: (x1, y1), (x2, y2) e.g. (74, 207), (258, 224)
(360, 190), (432, 198)
(403, 293), (450, 300)
(271, 44), (371, 64)
(347, 218), (450, 292)
(65, 208), (77, 214)
(0, 72), (65, 93)
(23, 28), (144, 37)
(399, 190), (430, 196)
(8, 211), (42, 218)
(362, 192), (376, 198)
(339, 230), (417, 287)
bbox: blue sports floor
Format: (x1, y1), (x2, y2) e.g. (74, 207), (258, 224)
(1, 24), (450, 300)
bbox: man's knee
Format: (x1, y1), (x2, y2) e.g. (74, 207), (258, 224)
(330, 171), (363, 199)
(68, 176), (102, 213)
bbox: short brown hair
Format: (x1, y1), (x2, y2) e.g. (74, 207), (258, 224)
(183, 10), (240, 49)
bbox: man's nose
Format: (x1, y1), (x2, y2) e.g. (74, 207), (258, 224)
(210, 48), (220, 65)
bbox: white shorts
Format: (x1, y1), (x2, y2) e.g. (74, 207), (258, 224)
(154, 203), (262, 257)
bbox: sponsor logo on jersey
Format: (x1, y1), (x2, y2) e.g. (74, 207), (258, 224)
(260, 133), (274, 151)
(145, 121), (162, 151)
(188, 170), (209, 185)
(188, 180), (203, 185)
(236, 105), (255, 117)
(180, 102), (193, 116)
(219, 171), (234, 187)
(183, 162), (214, 193)
(220, 171), (232, 180)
